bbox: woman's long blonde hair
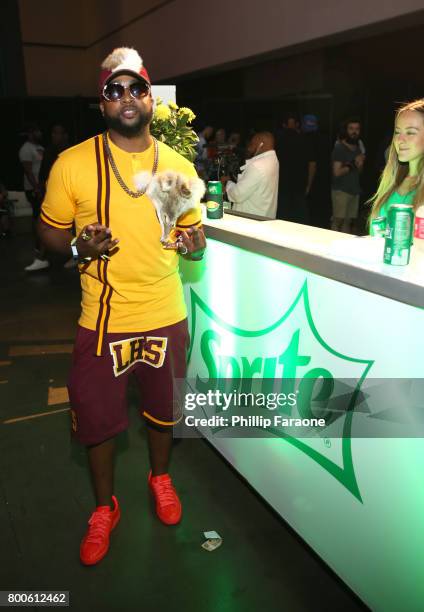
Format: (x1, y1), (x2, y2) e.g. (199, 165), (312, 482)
(370, 99), (424, 220)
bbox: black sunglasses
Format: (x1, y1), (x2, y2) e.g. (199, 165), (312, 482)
(102, 80), (151, 102)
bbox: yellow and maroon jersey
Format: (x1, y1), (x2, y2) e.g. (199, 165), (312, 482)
(41, 134), (201, 354)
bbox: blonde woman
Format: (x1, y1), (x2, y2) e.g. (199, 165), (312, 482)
(370, 99), (424, 232)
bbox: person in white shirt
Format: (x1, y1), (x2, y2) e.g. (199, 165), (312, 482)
(19, 123), (49, 271)
(222, 132), (279, 219)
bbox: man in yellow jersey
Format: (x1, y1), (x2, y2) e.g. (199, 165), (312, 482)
(38, 47), (206, 566)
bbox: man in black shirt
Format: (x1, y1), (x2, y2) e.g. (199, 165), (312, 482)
(275, 113), (317, 224)
(331, 118), (365, 233)
(302, 114), (331, 229)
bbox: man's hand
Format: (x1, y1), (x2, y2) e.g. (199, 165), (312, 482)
(220, 175), (231, 187)
(333, 161), (350, 177)
(354, 154), (365, 169)
(164, 226), (206, 260)
(75, 223), (119, 260)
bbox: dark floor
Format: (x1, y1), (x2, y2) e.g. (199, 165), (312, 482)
(0, 229), (368, 612)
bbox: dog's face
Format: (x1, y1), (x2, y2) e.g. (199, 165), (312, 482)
(157, 172), (192, 199)
(157, 172), (175, 193)
(176, 175), (192, 198)
(133, 170), (205, 243)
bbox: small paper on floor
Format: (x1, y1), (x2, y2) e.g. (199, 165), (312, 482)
(202, 530), (222, 552)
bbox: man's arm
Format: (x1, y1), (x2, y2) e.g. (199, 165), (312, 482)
(38, 220), (73, 256)
(38, 220), (119, 259)
(332, 160), (351, 178)
(226, 165), (259, 204)
(354, 154), (366, 172)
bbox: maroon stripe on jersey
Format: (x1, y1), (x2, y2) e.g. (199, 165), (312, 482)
(94, 140), (113, 356)
(102, 287), (113, 352)
(102, 137), (111, 227)
(94, 280), (108, 330)
(40, 211), (72, 228)
(103, 145), (113, 337)
(94, 135), (105, 354)
(175, 219), (202, 228)
(97, 258), (102, 282)
(99, 160), (113, 353)
(95, 136), (102, 223)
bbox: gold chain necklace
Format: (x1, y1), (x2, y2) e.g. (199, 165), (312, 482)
(102, 132), (159, 198)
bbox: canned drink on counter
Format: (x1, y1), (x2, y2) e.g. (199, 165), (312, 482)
(414, 205), (424, 239)
(371, 216), (387, 237)
(206, 181), (223, 219)
(383, 204), (414, 266)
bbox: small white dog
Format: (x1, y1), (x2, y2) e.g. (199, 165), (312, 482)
(134, 171), (205, 243)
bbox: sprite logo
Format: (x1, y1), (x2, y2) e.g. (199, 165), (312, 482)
(206, 201), (220, 211)
(186, 280), (373, 501)
(207, 183), (221, 195)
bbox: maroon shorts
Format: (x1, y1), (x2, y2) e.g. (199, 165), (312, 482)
(67, 319), (189, 445)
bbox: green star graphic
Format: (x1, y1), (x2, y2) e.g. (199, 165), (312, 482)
(187, 280), (374, 502)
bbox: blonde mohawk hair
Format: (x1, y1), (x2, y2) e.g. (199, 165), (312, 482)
(101, 48), (143, 73)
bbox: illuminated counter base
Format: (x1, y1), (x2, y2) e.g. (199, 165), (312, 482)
(181, 215), (424, 612)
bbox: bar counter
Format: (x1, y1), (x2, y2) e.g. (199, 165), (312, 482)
(181, 211), (424, 612)
(204, 213), (424, 308)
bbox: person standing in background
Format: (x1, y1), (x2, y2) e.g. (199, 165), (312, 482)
(221, 132), (279, 218)
(227, 132), (244, 176)
(39, 124), (74, 268)
(194, 125), (213, 179)
(275, 113), (317, 224)
(0, 181), (11, 238)
(19, 123), (49, 271)
(331, 117), (365, 233)
(214, 128), (227, 154)
(39, 124), (69, 195)
(302, 114), (331, 228)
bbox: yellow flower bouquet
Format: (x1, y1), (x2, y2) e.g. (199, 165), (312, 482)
(150, 99), (199, 162)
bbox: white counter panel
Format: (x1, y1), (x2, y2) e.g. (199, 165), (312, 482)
(182, 228), (424, 612)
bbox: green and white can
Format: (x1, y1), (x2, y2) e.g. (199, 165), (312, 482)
(371, 216), (387, 238)
(383, 204), (414, 266)
(206, 181), (223, 219)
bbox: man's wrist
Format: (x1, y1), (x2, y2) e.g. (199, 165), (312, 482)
(71, 237), (91, 262)
(70, 237), (79, 260)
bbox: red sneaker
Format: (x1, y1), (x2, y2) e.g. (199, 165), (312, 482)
(80, 495), (120, 566)
(148, 471), (182, 525)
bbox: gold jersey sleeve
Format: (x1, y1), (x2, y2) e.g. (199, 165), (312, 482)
(40, 151), (77, 230)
